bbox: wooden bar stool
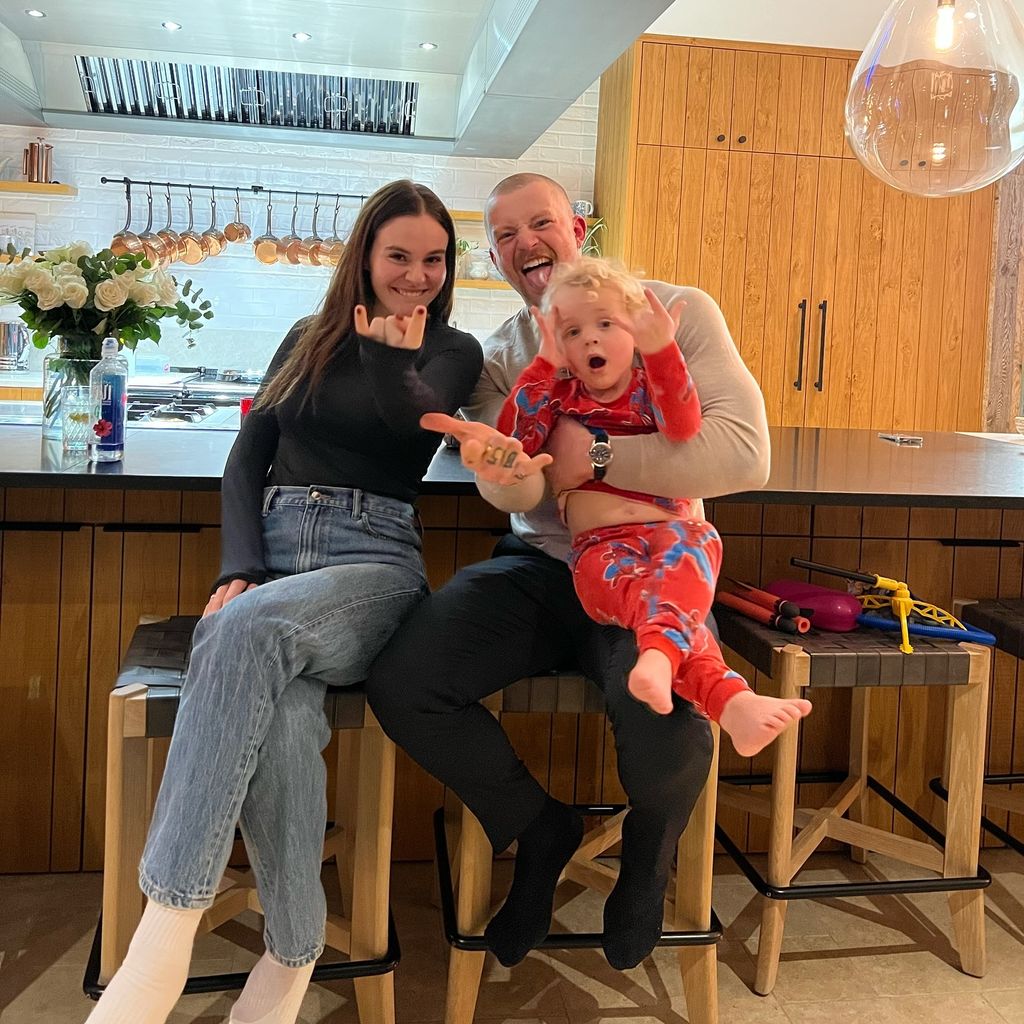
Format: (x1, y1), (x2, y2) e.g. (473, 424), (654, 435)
(82, 615), (400, 1024)
(714, 606), (992, 996)
(436, 671), (722, 1024)
(929, 599), (1024, 855)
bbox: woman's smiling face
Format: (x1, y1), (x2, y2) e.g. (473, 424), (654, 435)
(368, 213), (449, 318)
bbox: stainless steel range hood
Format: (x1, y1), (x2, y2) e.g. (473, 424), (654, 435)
(0, 0), (674, 157)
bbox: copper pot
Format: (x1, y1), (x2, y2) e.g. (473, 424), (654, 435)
(317, 196), (346, 267)
(179, 187), (210, 265)
(297, 194), (325, 266)
(279, 193), (303, 266)
(137, 186), (167, 266)
(223, 188), (252, 243)
(156, 187), (183, 266)
(110, 182), (144, 257)
(201, 193), (227, 256)
(252, 194), (280, 265)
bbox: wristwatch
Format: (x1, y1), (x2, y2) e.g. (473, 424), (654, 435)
(588, 428), (614, 481)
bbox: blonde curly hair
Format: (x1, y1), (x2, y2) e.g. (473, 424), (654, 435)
(539, 256), (647, 315)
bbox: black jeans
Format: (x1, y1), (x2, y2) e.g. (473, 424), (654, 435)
(367, 536), (715, 853)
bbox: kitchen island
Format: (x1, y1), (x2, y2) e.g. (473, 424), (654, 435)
(1, 423), (1022, 874)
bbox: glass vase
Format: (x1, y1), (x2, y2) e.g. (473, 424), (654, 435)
(41, 343), (101, 440)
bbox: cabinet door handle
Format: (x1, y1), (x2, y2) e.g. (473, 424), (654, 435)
(793, 298), (808, 391)
(814, 299), (828, 392)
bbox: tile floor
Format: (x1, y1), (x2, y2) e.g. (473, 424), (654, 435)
(2, 850), (1024, 1023)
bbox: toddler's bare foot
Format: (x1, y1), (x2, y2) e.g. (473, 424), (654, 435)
(719, 689), (812, 757)
(628, 649), (675, 714)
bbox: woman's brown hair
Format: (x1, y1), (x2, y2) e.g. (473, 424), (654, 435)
(255, 179), (457, 410)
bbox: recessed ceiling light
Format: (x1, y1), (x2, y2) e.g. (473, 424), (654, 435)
(161, 20), (182, 31)
(418, 41), (438, 50)
(292, 31), (312, 42)
(24, 8), (46, 17)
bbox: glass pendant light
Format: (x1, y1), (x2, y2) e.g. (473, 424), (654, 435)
(845, 0), (1024, 197)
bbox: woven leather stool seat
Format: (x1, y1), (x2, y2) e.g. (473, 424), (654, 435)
(83, 615), (400, 1022)
(714, 605), (991, 996)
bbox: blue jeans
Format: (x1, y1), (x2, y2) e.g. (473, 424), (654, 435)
(139, 485), (428, 966)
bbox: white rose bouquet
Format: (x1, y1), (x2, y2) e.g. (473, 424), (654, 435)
(0, 241), (213, 363)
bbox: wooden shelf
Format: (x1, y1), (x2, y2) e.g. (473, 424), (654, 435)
(454, 278), (513, 290)
(0, 181), (78, 198)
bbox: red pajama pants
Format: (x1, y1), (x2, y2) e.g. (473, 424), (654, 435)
(570, 518), (749, 721)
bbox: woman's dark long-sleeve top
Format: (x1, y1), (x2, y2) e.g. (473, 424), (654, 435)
(215, 316), (483, 590)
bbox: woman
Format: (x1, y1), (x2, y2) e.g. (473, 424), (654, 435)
(88, 180), (482, 1024)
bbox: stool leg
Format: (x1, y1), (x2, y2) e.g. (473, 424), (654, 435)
(445, 806), (492, 1024)
(676, 724), (720, 1024)
(335, 729), (361, 915)
(847, 689), (871, 864)
(943, 645), (990, 978)
(350, 713), (397, 1024)
(755, 646), (806, 996)
(100, 685), (150, 984)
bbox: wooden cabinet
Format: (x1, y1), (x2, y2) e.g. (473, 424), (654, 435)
(596, 36), (995, 432)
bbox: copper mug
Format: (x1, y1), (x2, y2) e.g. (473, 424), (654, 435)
(22, 138), (53, 183)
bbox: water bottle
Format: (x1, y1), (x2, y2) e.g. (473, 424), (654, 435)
(89, 338), (128, 463)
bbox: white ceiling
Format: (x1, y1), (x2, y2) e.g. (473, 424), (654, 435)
(0, 0), (675, 155)
(0, 0), (487, 75)
(649, 0), (1024, 51)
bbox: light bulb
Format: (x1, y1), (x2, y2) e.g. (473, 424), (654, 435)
(845, 0), (1024, 197)
(935, 1), (956, 51)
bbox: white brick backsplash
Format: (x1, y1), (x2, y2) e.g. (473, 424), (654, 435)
(0, 83), (597, 370)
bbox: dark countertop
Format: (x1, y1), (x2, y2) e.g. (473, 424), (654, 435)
(0, 424), (1021, 507)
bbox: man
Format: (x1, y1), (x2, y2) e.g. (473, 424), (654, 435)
(367, 173), (770, 970)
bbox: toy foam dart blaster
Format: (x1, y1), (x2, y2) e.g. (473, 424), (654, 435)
(790, 557), (996, 654)
(716, 580), (812, 634)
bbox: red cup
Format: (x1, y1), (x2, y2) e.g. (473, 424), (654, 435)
(240, 397), (253, 418)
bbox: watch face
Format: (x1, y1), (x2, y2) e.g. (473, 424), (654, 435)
(590, 441), (613, 467)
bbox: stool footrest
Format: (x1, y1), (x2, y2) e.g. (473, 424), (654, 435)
(433, 806), (722, 953)
(717, 773), (991, 901)
(82, 912), (401, 1000)
(930, 776), (1024, 857)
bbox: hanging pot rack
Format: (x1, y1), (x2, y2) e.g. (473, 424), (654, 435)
(100, 175), (366, 204)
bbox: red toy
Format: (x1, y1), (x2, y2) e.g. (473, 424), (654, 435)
(765, 580), (862, 632)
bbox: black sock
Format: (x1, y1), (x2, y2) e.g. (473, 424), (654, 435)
(602, 809), (675, 970)
(484, 797), (584, 967)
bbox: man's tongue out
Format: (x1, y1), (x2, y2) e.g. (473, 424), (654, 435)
(523, 259), (553, 291)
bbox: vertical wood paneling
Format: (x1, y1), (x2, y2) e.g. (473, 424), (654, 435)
(706, 49), (735, 149)
(719, 151), (751, 341)
(637, 42), (667, 146)
(911, 200), (952, 431)
(684, 47), (713, 148)
(782, 158), (818, 426)
(775, 54), (804, 155)
(675, 148), (707, 286)
(0, 528), (62, 871)
(653, 147), (683, 283)
(934, 194), (971, 431)
(51, 525), (93, 871)
(760, 156), (797, 425)
(697, 149), (730, 303)
(891, 196), (928, 433)
(820, 57), (851, 158)
(662, 45), (690, 147)
(752, 51), (781, 153)
(871, 188), (908, 431)
(738, 153), (774, 382)
(730, 49), (758, 149)
(798, 56), (826, 155)
(958, 187), (996, 430)
(824, 160), (864, 428)
(848, 173), (885, 429)
(630, 145), (662, 274)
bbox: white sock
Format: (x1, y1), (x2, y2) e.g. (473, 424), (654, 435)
(86, 900), (204, 1024)
(228, 952), (315, 1024)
